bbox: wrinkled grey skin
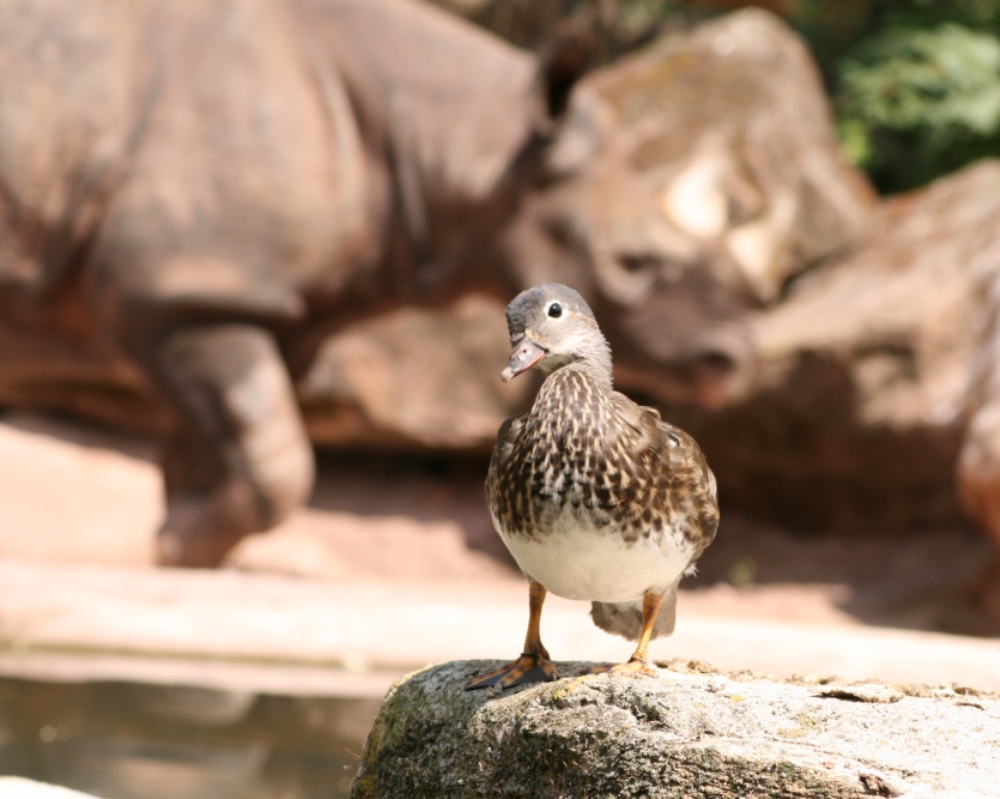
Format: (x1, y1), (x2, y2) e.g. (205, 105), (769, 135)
(0, 0), (747, 566)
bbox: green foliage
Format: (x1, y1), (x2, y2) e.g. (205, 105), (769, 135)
(834, 20), (1000, 192)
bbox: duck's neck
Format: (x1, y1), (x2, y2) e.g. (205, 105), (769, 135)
(541, 356), (613, 391)
(534, 362), (613, 416)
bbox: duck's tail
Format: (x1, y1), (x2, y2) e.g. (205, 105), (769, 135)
(590, 582), (679, 642)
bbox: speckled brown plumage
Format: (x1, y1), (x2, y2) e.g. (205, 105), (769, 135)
(466, 283), (719, 691)
(490, 367), (717, 551)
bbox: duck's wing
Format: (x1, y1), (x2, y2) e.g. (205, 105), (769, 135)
(485, 412), (528, 516)
(608, 392), (719, 558)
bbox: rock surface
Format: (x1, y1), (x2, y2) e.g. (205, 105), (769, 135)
(590, 9), (875, 305)
(678, 159), (1000, 535)
(298, 294), (530, 453)
(352, 661), (1000, 799)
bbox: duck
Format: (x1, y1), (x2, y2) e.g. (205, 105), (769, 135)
(466, 283), (719, 690)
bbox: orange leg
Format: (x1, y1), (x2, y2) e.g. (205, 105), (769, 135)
(465, 580), (559, 690)
(584, 592), (663, 678)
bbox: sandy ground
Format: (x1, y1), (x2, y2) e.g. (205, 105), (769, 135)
(0, 409), (998, 692)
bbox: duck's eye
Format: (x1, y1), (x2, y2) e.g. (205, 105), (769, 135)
(547, 302), (563, 318)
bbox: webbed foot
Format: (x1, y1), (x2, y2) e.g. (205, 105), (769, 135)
(579, 656), (659, 679)
(464, 653), (559, 690)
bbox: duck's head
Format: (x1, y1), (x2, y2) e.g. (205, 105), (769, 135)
(501, 283), (612, 385)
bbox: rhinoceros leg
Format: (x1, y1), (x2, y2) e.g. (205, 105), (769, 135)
(148, 324), (314, 568)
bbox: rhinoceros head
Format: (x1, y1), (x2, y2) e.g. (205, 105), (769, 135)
(498, 61), (754, 409)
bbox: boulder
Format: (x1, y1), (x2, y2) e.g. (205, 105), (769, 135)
(298, 293), (530, 452)
(352, 660), (1000, 799)
(678, 159), (1000, 534)
(589, 9), (876, 305)
(954, 180), (1000, 618)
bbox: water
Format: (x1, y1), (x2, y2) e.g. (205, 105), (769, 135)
(0, 676), (382, 799)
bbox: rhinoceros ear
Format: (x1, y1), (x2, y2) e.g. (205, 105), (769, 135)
(533, 28), (595, 136)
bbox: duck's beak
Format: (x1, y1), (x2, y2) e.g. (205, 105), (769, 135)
(501, 338), (546, 382)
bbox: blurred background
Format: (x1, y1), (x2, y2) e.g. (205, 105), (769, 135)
(2, 1), (1000, 798)
(453, 0), (1000, 194)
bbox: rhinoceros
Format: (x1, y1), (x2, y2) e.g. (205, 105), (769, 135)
(0, 0), (749, 566)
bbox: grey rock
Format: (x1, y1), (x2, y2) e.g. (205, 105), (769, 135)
(352, 660), (1000, 799)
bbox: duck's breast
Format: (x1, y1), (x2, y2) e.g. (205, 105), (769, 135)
(495, 506), (694, 602)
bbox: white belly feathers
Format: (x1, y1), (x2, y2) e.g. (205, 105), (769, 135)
(495, 507), (694, 603)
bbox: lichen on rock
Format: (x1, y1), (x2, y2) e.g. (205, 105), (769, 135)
(352, 660), (1000, 799)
